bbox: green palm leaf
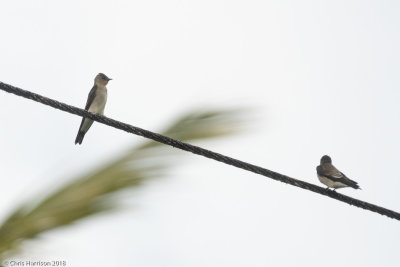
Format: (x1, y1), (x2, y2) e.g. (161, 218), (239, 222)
(0, 107), (251, 261)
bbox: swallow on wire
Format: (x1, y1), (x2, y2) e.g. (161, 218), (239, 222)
(316, 155), (361, 190)
(75, 73), (112, 145)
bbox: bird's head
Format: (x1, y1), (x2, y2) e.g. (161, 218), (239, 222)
(320, 155), (332, 164)
(95, 73), (112, 86)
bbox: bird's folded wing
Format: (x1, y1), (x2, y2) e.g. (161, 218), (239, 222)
(84, 85), (97, 110)
(317, 166), (358, 187)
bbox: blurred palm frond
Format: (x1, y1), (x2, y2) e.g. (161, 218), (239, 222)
(0, 107), (252, 260)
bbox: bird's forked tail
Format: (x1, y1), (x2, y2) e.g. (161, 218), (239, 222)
(75, 131), (86, 145)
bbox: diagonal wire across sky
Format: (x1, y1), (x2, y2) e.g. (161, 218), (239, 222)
(1, 81), (399, 221)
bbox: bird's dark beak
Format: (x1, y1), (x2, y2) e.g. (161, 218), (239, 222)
(107, 78), (112, 81)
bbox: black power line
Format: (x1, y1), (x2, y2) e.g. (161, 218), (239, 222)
(1, 81), (399, 221)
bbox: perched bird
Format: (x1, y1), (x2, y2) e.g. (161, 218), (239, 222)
(316, 155), (360, 190)
(75, 73), (112, 145)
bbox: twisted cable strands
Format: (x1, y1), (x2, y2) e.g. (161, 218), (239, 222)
(1, 81), (399, 221)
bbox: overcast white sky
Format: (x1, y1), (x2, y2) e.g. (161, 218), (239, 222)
(1, 0), (399, 266)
